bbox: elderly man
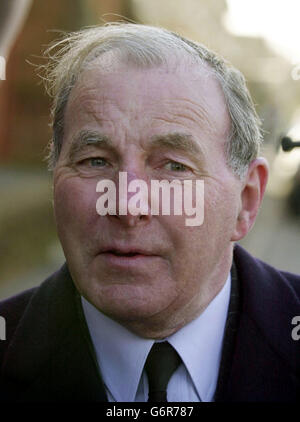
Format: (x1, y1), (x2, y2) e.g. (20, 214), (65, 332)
(0, 23), (299, 403)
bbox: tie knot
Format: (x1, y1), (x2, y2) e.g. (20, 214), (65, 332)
(145, 342), (181, 402)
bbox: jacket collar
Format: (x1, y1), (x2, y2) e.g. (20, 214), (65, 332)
(218, 244), (300, 401)
(1, 264), (107, 402)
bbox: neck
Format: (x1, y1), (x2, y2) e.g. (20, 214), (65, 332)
(117, 254), (233, 339)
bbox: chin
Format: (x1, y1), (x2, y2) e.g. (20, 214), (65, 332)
(85, 284), (174, 323)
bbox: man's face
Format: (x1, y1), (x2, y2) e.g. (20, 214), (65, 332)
(53, 60), (243, 336)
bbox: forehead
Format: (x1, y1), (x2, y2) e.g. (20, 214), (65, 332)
(64, 59), (231, 143)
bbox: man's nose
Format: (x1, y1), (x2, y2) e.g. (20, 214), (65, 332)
(113, 171), (152, 227)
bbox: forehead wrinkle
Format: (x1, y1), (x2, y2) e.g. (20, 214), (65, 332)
(169, 98), (219, 137)
(183, 100), (216, 134)
(154, 94), (224, 142)
(68, 130), (114, 161)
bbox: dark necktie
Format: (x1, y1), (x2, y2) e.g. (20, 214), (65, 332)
(145, 341), (182, 402)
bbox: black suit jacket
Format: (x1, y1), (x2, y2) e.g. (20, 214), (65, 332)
(0, 244), (299, 402)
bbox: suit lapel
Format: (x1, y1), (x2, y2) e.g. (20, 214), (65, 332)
(1, 265), (107, 402)
(222, 311), (299, 401)
(214, 261), (241, 401)
(215, 245), (300, 401)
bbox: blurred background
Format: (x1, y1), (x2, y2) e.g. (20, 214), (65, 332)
(1, 0), (300, 299)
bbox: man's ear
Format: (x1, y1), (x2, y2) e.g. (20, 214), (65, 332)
(231, 157), (269, 241)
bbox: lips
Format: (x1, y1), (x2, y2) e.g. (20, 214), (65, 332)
(98, 246), (160, 267)
(104, 250), (145, 257)
(100, 246), (155, 257)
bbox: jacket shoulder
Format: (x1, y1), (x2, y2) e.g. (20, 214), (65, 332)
(278, 268), (300, 295)
(234, 243), (300, 295)
(234, 244), (300, 371)
(0, 288), (37, 348)
(0, 265), (69, 363)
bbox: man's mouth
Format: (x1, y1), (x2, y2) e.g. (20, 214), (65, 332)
(105, 250), (144, 257)
(100, 246), (155, 256)
(98, 247), (159, 267)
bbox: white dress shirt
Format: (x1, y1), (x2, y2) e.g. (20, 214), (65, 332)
(81, 273), (231, 402)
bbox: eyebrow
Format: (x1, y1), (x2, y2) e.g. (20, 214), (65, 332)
(68, 130), (114, 162)
(68, 130), (204, 163)
(149, 133), (204, 159)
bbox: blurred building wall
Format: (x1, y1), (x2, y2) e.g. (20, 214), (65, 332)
(0, 0), (135, 164)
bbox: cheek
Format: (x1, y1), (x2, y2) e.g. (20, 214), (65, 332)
(54, 178), (99, 237)
(162, 184), (239, 255)
(158, 214), (202, 268)
(204, 183), (240, 240)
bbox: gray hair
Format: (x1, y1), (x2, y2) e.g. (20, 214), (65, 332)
(42, 23), (263, 178)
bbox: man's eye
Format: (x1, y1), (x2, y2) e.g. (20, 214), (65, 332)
(165, 161), (188, 172)
(88, 157), (107, 167)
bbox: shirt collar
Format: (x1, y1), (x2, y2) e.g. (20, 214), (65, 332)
(81, 273), (231, 402)
(81, 296), (154, 402)
(168, 273), (231, 401)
